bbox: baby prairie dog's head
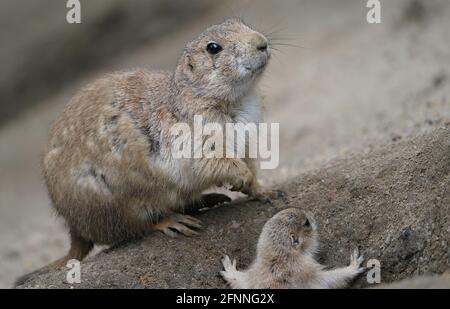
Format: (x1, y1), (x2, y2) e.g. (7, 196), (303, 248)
(174, 18), (270, 102)
(257, 208), (319, 257)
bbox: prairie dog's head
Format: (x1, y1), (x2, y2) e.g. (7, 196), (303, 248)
(174, 18), (270, 102)
(257, 208), (318, 256)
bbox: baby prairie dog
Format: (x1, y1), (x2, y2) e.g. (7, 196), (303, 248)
(221, 208), (365, 289)
(17, 19), (273, 284)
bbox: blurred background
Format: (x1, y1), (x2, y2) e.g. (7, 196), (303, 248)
(1, 0), (449, 288)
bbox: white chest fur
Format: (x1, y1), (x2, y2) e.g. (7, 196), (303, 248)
(232, 93), (263, 124)
(159, 93), (264, 194)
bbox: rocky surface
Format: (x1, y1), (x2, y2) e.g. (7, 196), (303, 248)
(18, 127), (449, 288)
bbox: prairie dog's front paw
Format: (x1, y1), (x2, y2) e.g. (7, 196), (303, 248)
(247, 188), (286, 204)
(221, 255), (237, 271)
(220, 255), (237, 281)
(229, 165), (254, 192)
(349, 248), (365, 274)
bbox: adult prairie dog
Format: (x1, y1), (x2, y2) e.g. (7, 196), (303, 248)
(17, 18), (274, 284)
(221, 208), (366, 289)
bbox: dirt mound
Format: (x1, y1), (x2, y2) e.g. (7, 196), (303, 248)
(375, 274), (450, 289)
(17, 127), (449, 288)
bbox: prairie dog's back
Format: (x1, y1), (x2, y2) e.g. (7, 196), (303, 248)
(43, 70), (174, 243)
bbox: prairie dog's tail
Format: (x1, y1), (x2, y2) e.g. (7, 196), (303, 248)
(14, 232), (93, 288)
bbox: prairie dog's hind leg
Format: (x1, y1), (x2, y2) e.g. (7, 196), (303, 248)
(220, 255), (248, 289)
(153, 213), (203, 237)
(14, 230), (93, 287)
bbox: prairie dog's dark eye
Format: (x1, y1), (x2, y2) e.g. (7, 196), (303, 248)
(206, 42), (223, 55)
(290, 234), (299, 246)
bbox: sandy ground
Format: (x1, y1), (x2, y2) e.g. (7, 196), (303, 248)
(1, 0), (450, 288)
(18, 128), (450, 288)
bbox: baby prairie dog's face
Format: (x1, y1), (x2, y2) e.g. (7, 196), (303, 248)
(175, 18), (270, 102)
(260, 208), (318, 255)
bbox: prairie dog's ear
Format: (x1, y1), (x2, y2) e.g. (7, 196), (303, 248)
(186, 55), (194, 72)
(179, 51), (195, 75)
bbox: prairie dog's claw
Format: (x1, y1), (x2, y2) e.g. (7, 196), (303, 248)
(154, 214), (202, 237)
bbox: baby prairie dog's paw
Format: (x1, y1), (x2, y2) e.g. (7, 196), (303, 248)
(220, 255), (238, 282)
(221, 255), (237, 272)
(349, 248), (365, 275)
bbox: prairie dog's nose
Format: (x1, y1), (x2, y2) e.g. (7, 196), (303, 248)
(250, 33), (269, 52)
(257, 42), (268, 52)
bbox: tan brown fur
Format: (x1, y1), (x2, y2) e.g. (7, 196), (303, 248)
(17, 19), (273, 285)
(221, 208), (365, 289)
